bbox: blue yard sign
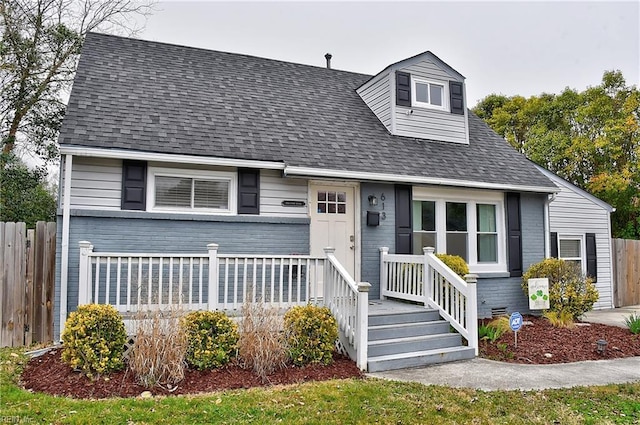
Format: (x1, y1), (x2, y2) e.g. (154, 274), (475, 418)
(510, 312), (523, 348)
(510, 312), (523, 332)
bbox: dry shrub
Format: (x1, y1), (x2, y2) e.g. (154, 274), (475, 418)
(238, 297), (288, 382)
(129, 309), (187, 390)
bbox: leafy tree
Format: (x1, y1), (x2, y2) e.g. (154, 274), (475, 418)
(473, 71), (640, 239)
(1, 0), (154, 166)
(0, 154), (56, 227)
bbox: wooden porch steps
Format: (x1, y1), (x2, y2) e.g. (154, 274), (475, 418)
(367, 308), (475, 372)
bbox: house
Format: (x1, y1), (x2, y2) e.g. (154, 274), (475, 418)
(56, 32), (582, 370)
(535, 165), (615, 310)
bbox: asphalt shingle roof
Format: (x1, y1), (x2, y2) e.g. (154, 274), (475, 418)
(59, 33), (556, 191)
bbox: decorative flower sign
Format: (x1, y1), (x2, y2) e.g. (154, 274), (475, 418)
(528, 278), (550, 310)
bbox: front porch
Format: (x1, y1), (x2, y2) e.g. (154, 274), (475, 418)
(74, 242), (478, 372)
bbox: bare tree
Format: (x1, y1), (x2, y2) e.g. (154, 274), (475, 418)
(0, 0), (154, 166)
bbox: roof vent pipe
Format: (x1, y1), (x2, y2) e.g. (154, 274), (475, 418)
(324, 53), (332, 69)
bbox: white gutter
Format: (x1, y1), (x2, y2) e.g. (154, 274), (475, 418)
(544, 192), (557, 258)
(285, 166), (559, 194)
(59, 153), (73, 339)
(59, 146), (286, 170)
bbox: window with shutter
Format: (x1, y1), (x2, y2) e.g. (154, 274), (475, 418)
(147, 167), (237, 214)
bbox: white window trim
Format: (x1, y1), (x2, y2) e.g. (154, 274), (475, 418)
(413, 187), (507, 273)
(147, 167), (237, 215)
(558, 234), (586, 274)
(411, 77), (448, 111)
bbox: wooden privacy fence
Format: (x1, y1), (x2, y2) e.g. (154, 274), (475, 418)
(613, 238), (640, 307)
(1, 222), (56, 347)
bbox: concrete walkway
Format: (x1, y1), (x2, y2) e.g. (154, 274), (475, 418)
(368, 357), (640, 391)
(368, 305), (640, 391)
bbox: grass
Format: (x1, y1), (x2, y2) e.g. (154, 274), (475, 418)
(624, 313), (640, 335)
(2, 347), (639, 424)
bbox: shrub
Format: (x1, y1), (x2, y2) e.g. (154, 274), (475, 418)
(61, 304), (127, 378)
(543, 310), (575, 328)
(624, 313), (640, 335)
(129, 309), (187, 389)
(478, 316), (511, 342)
(436, 254), (469, 278)
(238, 298), (287, 382)
(522, 258), (599, 320)
(182, 311), (239, 370)
(284, 305), (338, 366)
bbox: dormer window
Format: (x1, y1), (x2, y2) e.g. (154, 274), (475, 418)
(412, 79), (447, 111)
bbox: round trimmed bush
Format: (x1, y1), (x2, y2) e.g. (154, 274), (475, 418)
(182, 311), (239, 370)
(436, 254), (469, 278)
(61, 304), (127, 377)
(522, 258), (599, 320)
(284, 305), (338, 366)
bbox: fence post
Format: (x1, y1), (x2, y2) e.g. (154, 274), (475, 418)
(464, 273), (479, 356)
(78, 241), (94, 305)
(356, 281), (371, 371)
(207, 243), (219, 311)
(423, 247), (435, 307)
(379, 247), (389, 300)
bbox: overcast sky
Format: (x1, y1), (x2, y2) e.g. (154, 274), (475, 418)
(137, 1), (639, 106)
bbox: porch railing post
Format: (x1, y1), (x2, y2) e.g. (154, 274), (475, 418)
(323, 247), (335, 305)
(78, 241), (94, 305)
(464, 273), (479, 355)
(356, 281), (371, 371)
(423, 247), (435, 306)
(207, 243), (219, 311)
(379, 247), (389, 300)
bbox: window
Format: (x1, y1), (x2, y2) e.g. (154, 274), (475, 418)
(412, 78), (446, 110)
(412, 188), (506, 273)
(148, 167), (236, 214)
(477, 204), (497, 262)
(558, 236), (583, 271)
(317, 191), (347, 214)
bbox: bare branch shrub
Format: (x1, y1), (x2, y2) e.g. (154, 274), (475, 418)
(129, 308), (187, 390)
(238, 295), (288, 382)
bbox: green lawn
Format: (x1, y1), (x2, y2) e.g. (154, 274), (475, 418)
(1, 348), (638, 424)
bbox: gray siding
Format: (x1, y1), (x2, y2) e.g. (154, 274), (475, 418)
(54, 212), (310, 338)
(260, 170), (308, 217)
(66, 157), (122, 209)
(477, 194), (546, 318)
(360, 183), (396, 299)
(548, 179), (613, 309)
(395, 60), (468, 144)
(357, 73), (392, 131)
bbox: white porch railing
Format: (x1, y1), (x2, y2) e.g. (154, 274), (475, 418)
(78, 242), (326, 313)
(77, 241), (370, 370)
(380, 246), (478, 355)
(323, 248), (370, 370)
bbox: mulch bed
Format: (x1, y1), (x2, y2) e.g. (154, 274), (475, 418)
(20, 316), (640, 399)
(21, 350), (363, 399)
(479, 315), (640, 364)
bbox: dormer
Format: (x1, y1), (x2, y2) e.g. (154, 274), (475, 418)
(357, 51), (469, 144)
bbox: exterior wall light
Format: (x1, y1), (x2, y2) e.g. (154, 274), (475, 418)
(368, 195), (378, 207)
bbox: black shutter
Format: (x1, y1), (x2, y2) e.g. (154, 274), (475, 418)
(237, 168), (260, 214)
(586, 233), (597, 282)
(550, 232), (558, 258)
(506, 193), (522, 277)
(396, 71), (411, 107)
(394, 185), (412, 254)
(121, 160), (147, 210)
(449, 81), (464, 115)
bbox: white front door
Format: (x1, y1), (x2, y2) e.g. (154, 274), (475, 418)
(310, 184), (357, 278)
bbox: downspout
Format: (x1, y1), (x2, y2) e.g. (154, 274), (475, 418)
(59, 154), (73, 340)
(543, 193), (556, 258)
